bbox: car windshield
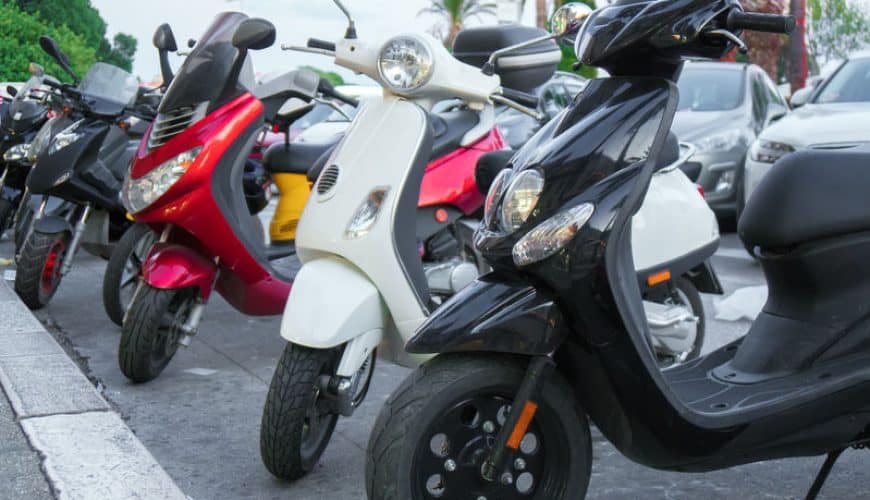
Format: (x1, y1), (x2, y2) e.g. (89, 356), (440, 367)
(677, 67), (745, 111)
(79, 62), (138, 107)
(815, 57), (870, 104)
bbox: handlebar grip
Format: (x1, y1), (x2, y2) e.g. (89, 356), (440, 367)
(307, 38), (337, 52)
(317, 79), (359, 107)
(43, 80), (62, 89)
(501, 88), (539, 109)
(727, 10), (795, 34)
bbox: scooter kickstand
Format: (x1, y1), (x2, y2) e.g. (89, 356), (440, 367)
(805, 448), (845, 500)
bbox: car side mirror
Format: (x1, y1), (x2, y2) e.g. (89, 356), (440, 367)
(153, 23), (178, 52)
(232, 18), (276, 51)
(789, 87), (812, 108)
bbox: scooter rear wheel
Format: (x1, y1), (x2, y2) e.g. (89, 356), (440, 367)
(102, 224), (158, 326)
(366, 354), (592, 500)
(14, 230), (69, 309)
(118, 285), (195, 383)
(260, 343), (341, 481)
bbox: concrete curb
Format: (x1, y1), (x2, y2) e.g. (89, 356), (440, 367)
(0, 280), (186, 499)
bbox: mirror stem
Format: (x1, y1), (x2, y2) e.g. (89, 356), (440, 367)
(484, 33), (555, 74)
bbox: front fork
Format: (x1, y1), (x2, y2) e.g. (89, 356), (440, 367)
(482, 355), (555, 482)
(59, 203), (92, 275)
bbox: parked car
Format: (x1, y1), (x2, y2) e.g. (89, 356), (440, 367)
(673, 61), (788, 219)
(496, 71), (588, 148)
(744, 51), (870, 212)
(292, 84), (381, 143)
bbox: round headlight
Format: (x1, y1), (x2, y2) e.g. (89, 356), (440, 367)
(483, 168), (511, 227)
(500, 169), (544, 233)
(377, 36), (434, 92)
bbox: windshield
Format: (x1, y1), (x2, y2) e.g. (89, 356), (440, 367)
(6, 75), (46, 123)
(815, 57), (870, 104)
(159, 12), (251, 113)
(677, 67), (745, 112)
(79, 62), (138, 108)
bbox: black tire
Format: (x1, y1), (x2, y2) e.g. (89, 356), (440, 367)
(14, 230), (70, 309)
(118, 285), (194, 383)
(102, 224), (157, 326)
(367, 354), (592, 500)
(656, 277), (705, 367)
(0, 198), (14, 240)
(260, 343), (341, 481)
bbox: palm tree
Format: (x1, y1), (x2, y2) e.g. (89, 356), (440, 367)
(419, 0), (498, 48)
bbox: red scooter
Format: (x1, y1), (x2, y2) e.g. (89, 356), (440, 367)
(118, 13), (505, 382)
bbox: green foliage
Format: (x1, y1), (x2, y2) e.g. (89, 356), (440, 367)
(98, 33), (138, 72)
(419, 0), (498, 47)
(552, 0), (597, 79)
(807, 0), (870, 63)
(0, 1), (95, 81)
(15, 0), (106, 48)
(300, 66), (345, 87)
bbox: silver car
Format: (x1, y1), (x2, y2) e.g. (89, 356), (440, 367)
(673, 62), (789, 219)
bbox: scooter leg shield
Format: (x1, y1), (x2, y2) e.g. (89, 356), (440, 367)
(141, 242), (217, 301)
(280, 256), (387, 352)
(270, 173), (310, 242)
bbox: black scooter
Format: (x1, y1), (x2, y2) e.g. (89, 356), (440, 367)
(363, 3), (862, 500)
(14, 36), (158, 309)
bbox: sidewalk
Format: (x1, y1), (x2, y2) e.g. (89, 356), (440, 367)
(0, 278), (187, 499)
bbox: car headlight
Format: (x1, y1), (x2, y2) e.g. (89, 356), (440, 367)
(3, 143), (30, 162)
(377, 36), (433, 92)
(122, 146), (202, 213)
(483, 169), (511, 227)
(345, 187), (389, 239)
(48, 119), (84, 155)
(694, 129), (749, 153)
(27, 117), (56, 163)
(750, 139), (795, 164)
(500, 169), (544, 233)
(513, 203), (594, 266)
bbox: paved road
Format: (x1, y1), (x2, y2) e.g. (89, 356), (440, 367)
(0, 387), (53, 500)
(2, 232), (869, 500)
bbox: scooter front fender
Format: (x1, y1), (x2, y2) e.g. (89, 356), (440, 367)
(406, 273), (568, 356)
(32, 215), (72, 235)
(141, 243), (216, 301)
(280, 256), (387, 351)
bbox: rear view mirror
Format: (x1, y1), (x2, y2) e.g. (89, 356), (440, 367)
(789, 87), (812, 108)
(550, 2), (593, 39)
(232, 18), (276, 51)
(38, 36), (78, 82)
(153, 23), (178, 52)
(6, 85), (17, 98)
(28, 63), (45, 77)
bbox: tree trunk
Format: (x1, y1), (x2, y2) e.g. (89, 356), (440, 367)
(536, 0), (547, 28)
(788, 0), (807, 91)
(741, 0), (786, 81)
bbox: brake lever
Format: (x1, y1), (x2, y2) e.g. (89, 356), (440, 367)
(707, 29), (748, 54)
(314, 97), (352, 120)
(280, 44), (335, 56)
(491, 95), (544, 122)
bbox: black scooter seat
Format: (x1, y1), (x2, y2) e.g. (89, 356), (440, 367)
(263, 139), (339, 175)
(739, 145), (870, 249)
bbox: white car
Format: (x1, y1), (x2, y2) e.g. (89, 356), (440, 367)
(743, 52), (870, 210)
(293, 84), (382, 144)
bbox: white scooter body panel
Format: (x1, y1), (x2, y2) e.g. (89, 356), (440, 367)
(292, 96), (430, 353)
(631, 167), (719, 272)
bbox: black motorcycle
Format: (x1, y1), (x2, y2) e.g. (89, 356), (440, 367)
(0, 63), (56, 238)
(362, 3), (857, 500)
(14, 36), (157, 309)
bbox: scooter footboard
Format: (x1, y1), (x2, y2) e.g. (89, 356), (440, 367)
(280, 257), (387, 360)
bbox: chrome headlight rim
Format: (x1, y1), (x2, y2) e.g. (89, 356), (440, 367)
(499, 169), (545, 234)
(377, 35), (435, 93)
(483, 168), (511, 228)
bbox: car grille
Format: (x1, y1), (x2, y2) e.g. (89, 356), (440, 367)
(316, 165), (340, 195)
(148, 106), (197, 149)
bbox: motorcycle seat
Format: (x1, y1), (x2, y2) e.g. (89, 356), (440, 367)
(429, 109), (480, 160)
(262, 139), (339, 175)
(739, 145), (870, 249)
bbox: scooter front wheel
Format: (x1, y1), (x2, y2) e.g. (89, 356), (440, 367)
(14, 230), (70, 309)
(118, 285), (196, 383)
(366, 354), (592, 500)
(260, 342), (341, 481)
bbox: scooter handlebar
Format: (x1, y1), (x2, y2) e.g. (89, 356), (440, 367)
(727, 10), (795, 34)
(501, 88), (539, 110)
(307, 38), (337, 52)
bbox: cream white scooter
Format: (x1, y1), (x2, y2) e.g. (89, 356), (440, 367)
(259, 0), (720, 481)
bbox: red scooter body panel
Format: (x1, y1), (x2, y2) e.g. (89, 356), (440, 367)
(142, 243), (217, 300)
(131, 93), (291, 316)
(418, 128), (505, 214)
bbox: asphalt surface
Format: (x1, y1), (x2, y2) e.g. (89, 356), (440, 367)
(0, 386), (53, 500)
(2, 229), (870, 500)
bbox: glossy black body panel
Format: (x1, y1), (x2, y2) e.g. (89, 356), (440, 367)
(407, 273), (567, 356)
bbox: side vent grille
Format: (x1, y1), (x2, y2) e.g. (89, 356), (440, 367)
(316, 165), (340, 195)
(148, 106), (197, 149)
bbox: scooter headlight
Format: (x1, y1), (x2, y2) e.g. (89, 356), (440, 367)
(123, 146), (202, 214)
(500, 169), (544, 233)
(3, 143), (30, 162)
(378, 36), (434, 93)
(483, 169), (511, 227)
(345, 187), (390, 239)
(48, 119), (84, 155)
(27, 117), (56, 163)
(513, 203), (594, 267)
